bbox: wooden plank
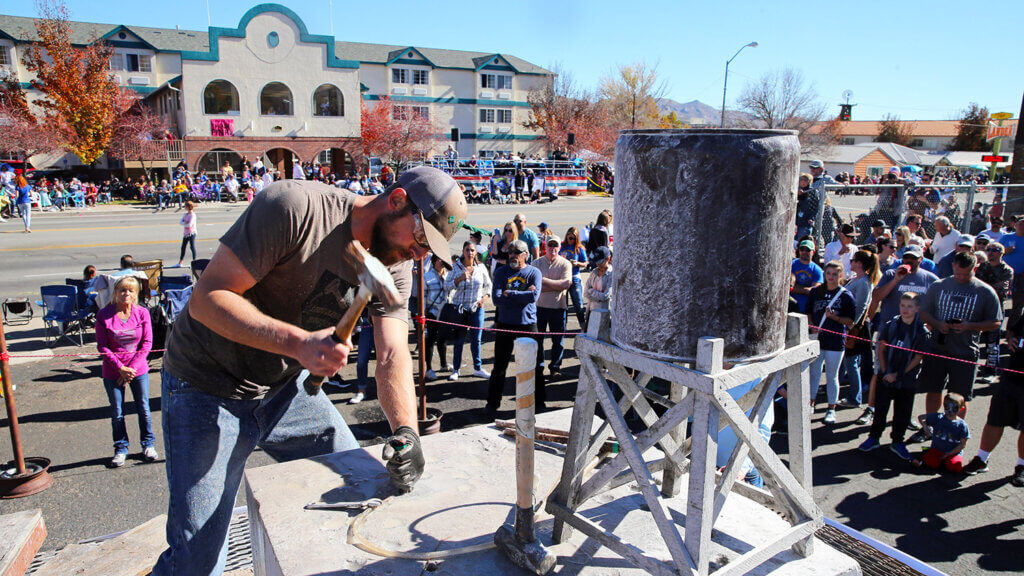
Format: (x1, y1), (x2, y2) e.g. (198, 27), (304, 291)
(685, 338), (723, 576)
(577, 391), (695, 504)
(785, 313), (815, 557)
(547, 502), (679, 576)
(713, 520), (820, 576)
(704, 340), (819, 391)
(548, 356), (598, 544)
(710, 388), (820, 520)
(575, 337), (713, 394)
(604, 362), (687, 471)
(661, 381), (688, 497)
(550, 308), (614, 544)
(582, 357), (696, 574)
(33, 515), (166, 576)
(0, 509), (46, 576)
(711, 370), (782, 524)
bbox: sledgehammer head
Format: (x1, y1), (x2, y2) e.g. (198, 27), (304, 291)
(494, 518), (556, 575)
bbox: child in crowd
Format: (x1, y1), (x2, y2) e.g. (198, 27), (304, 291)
(913, 392), (970, 473)
(859, 292), (929, 460)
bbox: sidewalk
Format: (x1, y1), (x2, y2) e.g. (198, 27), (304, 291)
(2, 315), (68, 368)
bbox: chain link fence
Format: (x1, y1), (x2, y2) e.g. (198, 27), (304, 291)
(810, 183), (1024, 247)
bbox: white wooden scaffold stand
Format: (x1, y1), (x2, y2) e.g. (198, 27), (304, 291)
(546, 310), (822, 576)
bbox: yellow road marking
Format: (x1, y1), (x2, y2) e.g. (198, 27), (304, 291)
(0, 238), (218, 252)
(1, 221), (234, 233)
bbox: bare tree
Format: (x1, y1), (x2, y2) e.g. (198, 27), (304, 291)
(737, 68), (825, 143)
(599, 62), (667, 129)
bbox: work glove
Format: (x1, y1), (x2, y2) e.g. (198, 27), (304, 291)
(382, 426), (425, 493)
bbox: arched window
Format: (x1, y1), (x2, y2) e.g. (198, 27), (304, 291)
(203, 80), (239, 115)
(313, 84), (344, 117)
(260, 82), (293, 116)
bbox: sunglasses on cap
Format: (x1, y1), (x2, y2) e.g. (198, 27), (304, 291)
(409, 210), (430, 251)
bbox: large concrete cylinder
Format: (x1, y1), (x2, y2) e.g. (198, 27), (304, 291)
(611, 129), (799, 362)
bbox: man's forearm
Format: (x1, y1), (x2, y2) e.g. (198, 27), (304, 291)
(374, 318), (418, 431)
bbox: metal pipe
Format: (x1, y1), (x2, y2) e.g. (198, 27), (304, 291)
(417, 258), (427, 421)
(0, 320), (26, 475)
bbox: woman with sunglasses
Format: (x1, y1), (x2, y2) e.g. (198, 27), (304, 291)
(559, 226), (588, 328)
(490, 221), (518, 275)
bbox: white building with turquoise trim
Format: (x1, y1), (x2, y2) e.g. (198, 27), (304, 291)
(0, 3), (551, 176)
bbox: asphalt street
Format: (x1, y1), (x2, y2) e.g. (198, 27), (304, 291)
(0, 193), (1022, 575)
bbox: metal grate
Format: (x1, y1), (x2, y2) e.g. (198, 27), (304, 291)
(816, 525), (930, 576)
(27, 509), (253, 574)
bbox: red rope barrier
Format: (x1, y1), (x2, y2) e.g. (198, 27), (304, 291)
(420, 315), (581, 337)
(813, 325), (1024, 376)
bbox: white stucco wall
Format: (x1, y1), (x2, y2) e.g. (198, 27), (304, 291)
(180, 11), (359, 139)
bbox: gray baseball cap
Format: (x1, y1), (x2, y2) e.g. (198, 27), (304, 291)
(398, 166), (468, 265)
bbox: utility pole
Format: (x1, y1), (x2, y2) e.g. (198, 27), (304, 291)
(720, 42), (757, 128)
(1006, 92), (1024, 214)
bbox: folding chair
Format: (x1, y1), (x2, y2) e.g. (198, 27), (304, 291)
(159, 275), (193, 295)
(65, 278), (98, 327)
(133, 259), (163, 297)
(2, 298), (33, 326)
(162, 285), (193, 325)
(191, 258), (211, 282)
(39, 285), (84, 346)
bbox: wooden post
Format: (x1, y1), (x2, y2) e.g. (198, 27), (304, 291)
(549, 309), (608, 543)
(785, 313), (814, 556)
(660, 380), (687, 497)
(686, 337), (723, 575)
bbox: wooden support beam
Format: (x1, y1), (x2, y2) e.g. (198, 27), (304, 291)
(685, 338), (723, 575)
(712, 520), (820, 576)
(547, 502), (680, 576)
(582, 356), (697, 574)
(575, 337), (713, 394)
(785, 313), (815, 557)
(711, 370), (782, 524)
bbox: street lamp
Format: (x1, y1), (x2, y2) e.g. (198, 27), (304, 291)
(720, 41), (758, 128)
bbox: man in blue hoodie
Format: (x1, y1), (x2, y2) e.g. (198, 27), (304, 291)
(486, 239), (542, 415)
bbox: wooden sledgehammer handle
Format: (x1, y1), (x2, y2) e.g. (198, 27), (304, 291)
(303, 286), (372, 395)
(513, 337), (539, 512)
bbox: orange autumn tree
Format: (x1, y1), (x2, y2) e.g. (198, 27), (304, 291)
(21, 1), (133, 165)
(361, 96), (438, 168)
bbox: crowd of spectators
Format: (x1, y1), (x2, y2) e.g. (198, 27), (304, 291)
(794, 160), (1024, 488)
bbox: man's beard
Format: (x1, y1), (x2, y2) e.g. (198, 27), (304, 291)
(370, 210), (408, 266)
(508, 258), (523, 270)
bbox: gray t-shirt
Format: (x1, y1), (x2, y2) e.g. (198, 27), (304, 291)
(164, 180), (412, 399)
(876, 268), (939, 324)
(921, 276), (1002, 357)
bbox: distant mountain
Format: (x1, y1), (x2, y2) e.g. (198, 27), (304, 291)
(656, 98), (754, 127)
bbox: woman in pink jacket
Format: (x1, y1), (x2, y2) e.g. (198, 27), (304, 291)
(95, 276), (156, 468)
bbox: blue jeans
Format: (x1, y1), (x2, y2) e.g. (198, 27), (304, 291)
(536, 307), (567, 369)
(451, 306), (485, 371)
(102, 374), (155, 454)
(809, 349), (845, 406)
(152, 369), (359, 576)
(841, 353), (863, 404)
(567, 276), (585, 328)
(17, 203), (30, 229)
(356, 323), (375, 391)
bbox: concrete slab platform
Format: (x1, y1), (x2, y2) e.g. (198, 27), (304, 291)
(245, 409), (860, 576)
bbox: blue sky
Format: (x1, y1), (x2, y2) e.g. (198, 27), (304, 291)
(4, 0), (1021, 120)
